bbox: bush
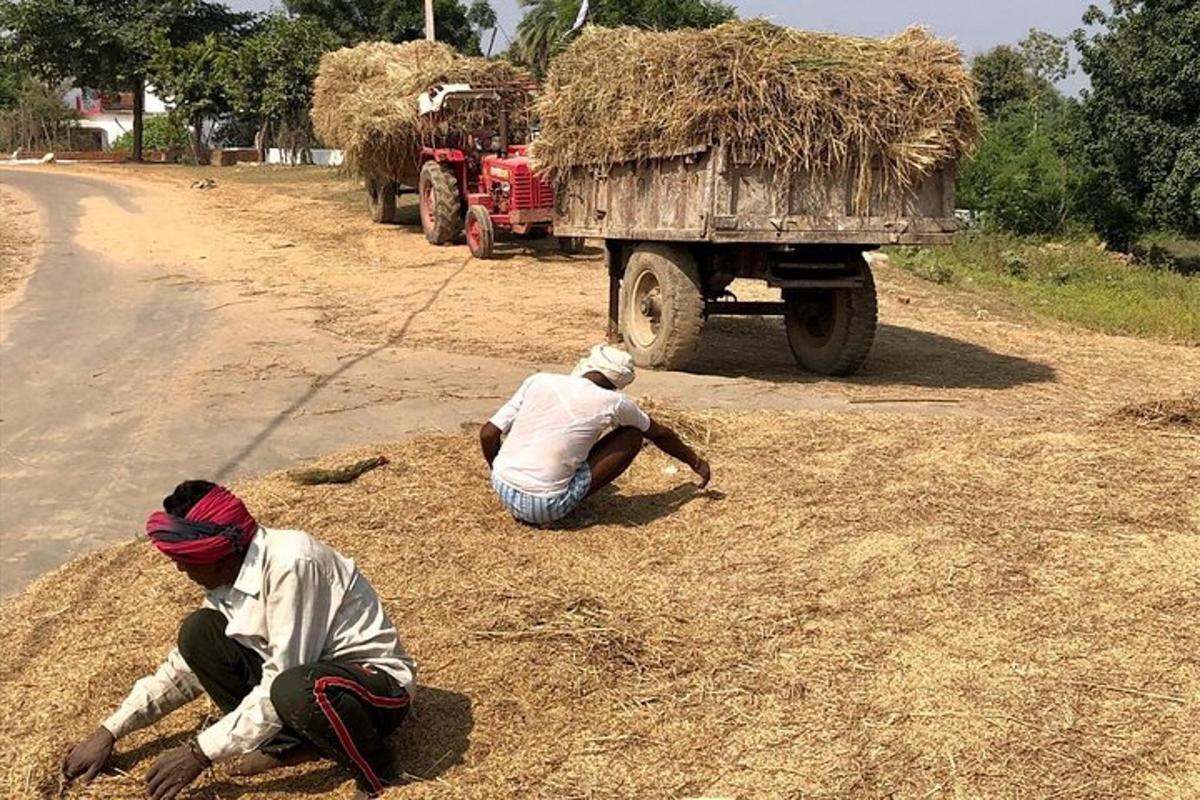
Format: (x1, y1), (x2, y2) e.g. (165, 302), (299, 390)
(958, 103), (1086, 237)
(110, 114), (190, 154)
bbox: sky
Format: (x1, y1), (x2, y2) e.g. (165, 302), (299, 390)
(229, 0), (1099, 93)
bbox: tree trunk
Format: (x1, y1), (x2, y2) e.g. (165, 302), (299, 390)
(189, 116), (204, 165)
(132, 77), (145, 162)
(255, 119), (269, 163)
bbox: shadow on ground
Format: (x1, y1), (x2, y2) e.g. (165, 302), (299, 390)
(110, 686), (472, 798)
(690, 317), (1057, 389)
(579, 484), (727, 529)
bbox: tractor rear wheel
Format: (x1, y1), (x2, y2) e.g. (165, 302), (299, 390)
(558, 236), (585, 255)
(419, 161), (462, 245)
(366, 176), (397, 224)
(620, 243), (705, 370)
(784, 254), (878, 376)
(466, 205), (495, 260)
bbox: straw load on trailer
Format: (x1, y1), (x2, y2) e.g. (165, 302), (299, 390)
(533, 20), (980, 211)
(535, 21), (981, 375)
(312, 40), (532, 189)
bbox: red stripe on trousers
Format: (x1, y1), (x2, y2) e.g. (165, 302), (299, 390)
(312, 676), (411, 796)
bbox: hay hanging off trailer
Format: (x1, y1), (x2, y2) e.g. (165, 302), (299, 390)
(532, 20), (981, 209)
(312, 40), (533, 184)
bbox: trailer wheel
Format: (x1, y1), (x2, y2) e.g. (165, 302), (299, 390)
(466, 206), (495, 260)
(784, 254), (878, 376)
(620, 244), (705, 370)
(558, 236), (585, 255)
(366, 176), (397, 224)
(419, 161), (462, 245)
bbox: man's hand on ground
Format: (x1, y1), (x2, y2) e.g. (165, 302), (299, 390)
(691, 457), (712, 489)
(146, 743), (209, 800)
(62, 726), (115, 784)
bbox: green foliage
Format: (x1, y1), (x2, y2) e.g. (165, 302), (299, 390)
(1074, 0), (1200, 237)
(284, 0), (495, 54)
(513, 0), (735, 75)
(1, 0), (251, 88)
(111, 114), (191, 153)
(959, 102), (1087, 236)
(224, 15), (340, 131)
(972, 46), (1033, 119)
(891, 232), (1200, 343)
(0, 64), (21, 110)
(148, 32), (230, 158)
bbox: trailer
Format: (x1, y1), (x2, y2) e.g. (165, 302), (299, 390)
(552, 146), (959, 375)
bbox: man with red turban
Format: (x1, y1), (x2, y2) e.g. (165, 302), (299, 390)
(61, 480), (416, 800)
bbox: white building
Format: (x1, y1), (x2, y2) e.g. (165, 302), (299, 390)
(61, 87), (169, 150)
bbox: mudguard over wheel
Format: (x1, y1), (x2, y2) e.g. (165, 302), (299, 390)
(619, 243), (705, 370)
(419, 161), (462, 245)
(466, 205), (495, 260)
(784, 254), (878, 376)
(366, 176), (397, 224)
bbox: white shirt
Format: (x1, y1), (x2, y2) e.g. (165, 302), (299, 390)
(102, 528), (416, 762)
(489, 373), (651, 496)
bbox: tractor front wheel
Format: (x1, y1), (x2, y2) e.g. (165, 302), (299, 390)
(419, 161), (462, 245)
(466, 206), (495, 260)
(366, 176), (397, 224)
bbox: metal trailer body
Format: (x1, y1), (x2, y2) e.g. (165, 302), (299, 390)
(551, 145), (959, 375)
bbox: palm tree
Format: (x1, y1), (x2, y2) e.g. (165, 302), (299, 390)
(513, 0), (578, 76)
(513, 0), (736, 77)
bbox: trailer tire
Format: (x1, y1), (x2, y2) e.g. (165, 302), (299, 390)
(419, 161), (462, 245)
(784, 254), (878, 376)
(367, 176), (397, 224)
(620, 244), (705, 370)
(466, 205), (495, 260)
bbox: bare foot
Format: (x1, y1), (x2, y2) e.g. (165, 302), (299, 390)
(224, 745), (322, 777)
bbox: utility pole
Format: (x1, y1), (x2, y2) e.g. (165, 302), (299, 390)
(425, 0), (435, 41)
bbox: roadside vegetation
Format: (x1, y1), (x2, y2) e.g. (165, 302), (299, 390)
(891, 234), (1200, 343)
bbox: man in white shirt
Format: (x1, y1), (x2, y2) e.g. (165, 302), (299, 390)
(481, 344), (711, 526)
(61, 481), (417, 800)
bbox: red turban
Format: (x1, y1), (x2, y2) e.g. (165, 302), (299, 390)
(145, 485), (258, 565)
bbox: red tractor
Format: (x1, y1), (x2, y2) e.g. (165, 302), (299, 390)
(414, 84), (580, 259)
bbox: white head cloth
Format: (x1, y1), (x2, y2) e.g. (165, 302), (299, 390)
(573, 344), (636, 390)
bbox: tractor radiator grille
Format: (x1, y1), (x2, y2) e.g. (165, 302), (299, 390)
(511, 169), (554, 211)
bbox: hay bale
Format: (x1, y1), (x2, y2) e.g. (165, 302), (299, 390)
(312, 41), (533, 184)
(532, 20), (981, 208)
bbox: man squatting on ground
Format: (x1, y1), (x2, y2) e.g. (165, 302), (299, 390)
(61, 481), (416, 800)
(482, 344), (712, 525)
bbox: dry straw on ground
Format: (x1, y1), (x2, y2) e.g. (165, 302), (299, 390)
(1113, 392), (1200, 432)
(312, 41), (532, 184)
(532, 20), (981, 210)
(2, 410), (1197, 799)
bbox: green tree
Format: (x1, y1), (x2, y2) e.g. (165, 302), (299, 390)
(513, 0), (735, 75)
(283, 0), (496, 54)
(148, 33), (231, 162)
(972, 46), (1033, 120)
(959, 101), (1087, 235)
(0, 0), (251, 159)
(223, 15), (340, 159)
(1074, 0), (1200, 237)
